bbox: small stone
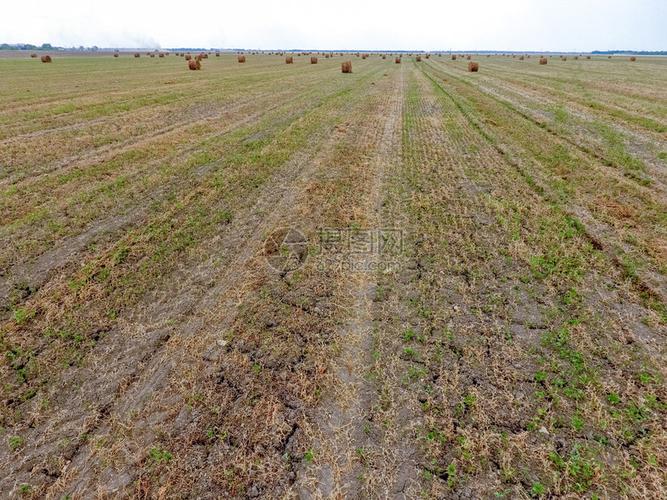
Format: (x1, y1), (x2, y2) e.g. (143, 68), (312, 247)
(538, 426), (549, 435)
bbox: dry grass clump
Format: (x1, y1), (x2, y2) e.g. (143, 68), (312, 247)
(40, 55), (52, 63)
(539, 57), (548, 65)
(468, 61), (479, 72)
(188, 59), (201, 70)
(310, 56), (318, 64)
(341, 61), (352, 73)
(238, 55), (246, 63)
(286, 56), (293, 64)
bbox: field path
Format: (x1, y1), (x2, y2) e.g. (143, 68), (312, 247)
(294, 66), (409, 498)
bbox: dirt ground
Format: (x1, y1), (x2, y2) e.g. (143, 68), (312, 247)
(0, 52), (666, 498)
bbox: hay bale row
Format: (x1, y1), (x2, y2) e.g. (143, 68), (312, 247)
(341, 61), (352, 73)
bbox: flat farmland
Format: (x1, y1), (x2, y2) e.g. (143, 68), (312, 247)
(0, 52), (666, 498)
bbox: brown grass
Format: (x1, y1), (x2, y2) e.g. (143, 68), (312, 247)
(341, 61), (352, 73)
(468, 61), (479, 72)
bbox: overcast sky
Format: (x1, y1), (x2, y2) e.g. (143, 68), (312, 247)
(2, 0), (665, 51)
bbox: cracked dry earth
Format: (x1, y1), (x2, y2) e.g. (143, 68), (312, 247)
(1, 54), (666, 499)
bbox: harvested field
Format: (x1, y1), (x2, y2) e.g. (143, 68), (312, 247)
(0, 52), (666, 499)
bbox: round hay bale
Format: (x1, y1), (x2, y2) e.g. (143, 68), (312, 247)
(630, 56), (637, 62)
(310, 56), (318, 64)
(40, 55), (52, 63)
(451, 54), (457, 60)
(341, 61), (352, 73)
(238, 55), (246, 63)
(188, 59), (201, 70)
(395, 57), (401, 64)
(113, 53), (119, 58)
(416, 56), (422, 62)
(30, 53), (38, 58)
(468, 62), (479, 72)
(185, 54), (192, 61)
(134, 53), (140, 58)
(539, 57), (548, 65)
(159, 53), (164, 58)
(286, 56), (293, 64)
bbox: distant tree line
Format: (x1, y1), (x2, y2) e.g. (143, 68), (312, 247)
(592, 50), (667, 55)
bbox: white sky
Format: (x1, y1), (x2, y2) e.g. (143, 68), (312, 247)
(2, 0), (665, 51)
